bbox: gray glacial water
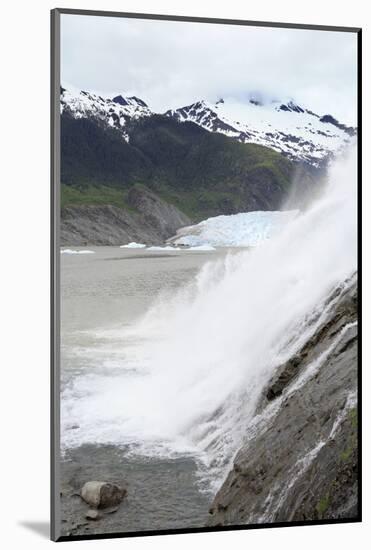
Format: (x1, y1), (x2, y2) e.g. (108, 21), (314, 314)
(60, 246), (229, 535)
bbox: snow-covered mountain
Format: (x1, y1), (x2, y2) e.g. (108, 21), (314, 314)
(60, 86), (152, 142)
(60, 87), (356, 167)
(165, 97), (356, 167)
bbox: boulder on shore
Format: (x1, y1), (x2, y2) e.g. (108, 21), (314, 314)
(80, 481), (127, 509)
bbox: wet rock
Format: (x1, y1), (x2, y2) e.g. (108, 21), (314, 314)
(266, 356), (301, 400)
(81, 481), (127, 509)
(208, 279), (358, 527)
(85, 509), (101, 521)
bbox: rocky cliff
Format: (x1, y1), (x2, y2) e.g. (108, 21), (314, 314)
(61, 185), (190, 246)
(208, 276), (358, 525)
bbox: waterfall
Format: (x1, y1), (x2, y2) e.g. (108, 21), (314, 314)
(61, 147), (357, 492)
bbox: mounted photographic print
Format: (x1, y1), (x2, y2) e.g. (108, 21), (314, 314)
(51, 9), (361, 541)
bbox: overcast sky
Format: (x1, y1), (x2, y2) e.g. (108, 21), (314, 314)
(61, 14), (357, 125)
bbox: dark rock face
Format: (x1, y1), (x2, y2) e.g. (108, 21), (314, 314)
(60, 187), (191, 246)
(208, 278), (358, 526)
(112, 95), (129, 106)
(126, 185), (191, 240)
(129, 96), (148, 108)
(249, 99), (262, 106)
(320, 115), (357, 137)
(287, 101), (305, 113)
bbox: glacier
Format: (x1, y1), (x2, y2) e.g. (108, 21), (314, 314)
(171, 210), (299, 248)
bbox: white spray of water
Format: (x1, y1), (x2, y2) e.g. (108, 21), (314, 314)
(61, 148), (357, 488)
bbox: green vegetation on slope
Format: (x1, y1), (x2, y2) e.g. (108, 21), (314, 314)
(61, 113), (315, 221)
(61, 184), (137, 212)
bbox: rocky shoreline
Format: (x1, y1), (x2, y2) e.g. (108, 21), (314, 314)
(60, 445), (209, 537)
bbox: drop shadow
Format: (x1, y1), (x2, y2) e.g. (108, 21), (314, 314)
(18, 521), (50, 539)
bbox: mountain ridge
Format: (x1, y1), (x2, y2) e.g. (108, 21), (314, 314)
(165, 97), (356, 167)
(61, 86), (356, 167)
(61, 111), (316, 220)
(60, 87), (334, 245)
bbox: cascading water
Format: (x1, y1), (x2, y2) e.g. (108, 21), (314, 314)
(61, 147), (357, 493)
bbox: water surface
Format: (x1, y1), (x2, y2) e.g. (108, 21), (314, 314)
(60, 246), (225, 534)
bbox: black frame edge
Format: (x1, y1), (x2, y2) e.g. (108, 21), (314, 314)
(56, 517), (362, 543)
(50, 9), (362, 542)
(54, 7), (361, 33)
(51, 7), (61, 543)
(356, 27), (362, 523)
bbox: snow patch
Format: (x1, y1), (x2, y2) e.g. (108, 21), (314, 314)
(120, 242), (146, 249)
(61, 249), (95, 255)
